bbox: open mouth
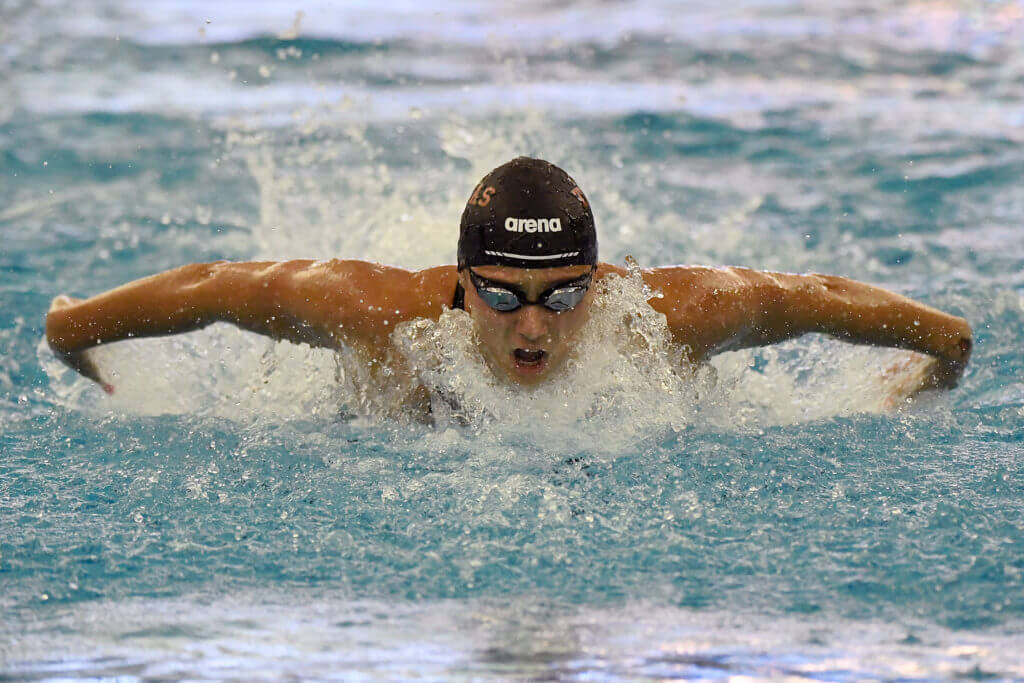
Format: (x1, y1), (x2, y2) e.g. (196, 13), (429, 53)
(513, 348), (547, 366)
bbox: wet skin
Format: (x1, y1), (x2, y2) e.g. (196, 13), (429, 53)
(458, 264), (596, 386)
(46, 258), (972, 404)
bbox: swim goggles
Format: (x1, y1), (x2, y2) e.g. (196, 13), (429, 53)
(468, 268), (595, 313)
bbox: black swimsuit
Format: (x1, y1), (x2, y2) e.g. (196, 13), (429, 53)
(452, 282), (465, 310)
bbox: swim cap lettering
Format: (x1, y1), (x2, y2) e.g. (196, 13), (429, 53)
(458, 157), (597, 270)
(503, 217), (562, 233)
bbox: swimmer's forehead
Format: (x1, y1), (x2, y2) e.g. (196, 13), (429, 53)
(470, 264), (593, 287)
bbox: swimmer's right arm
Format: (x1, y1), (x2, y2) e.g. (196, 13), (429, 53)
(46, 260), (458, 388)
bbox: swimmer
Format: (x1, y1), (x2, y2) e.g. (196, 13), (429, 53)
(46, 156), (972, 404)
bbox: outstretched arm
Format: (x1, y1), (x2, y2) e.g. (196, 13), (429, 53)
(46, 260), (457, 388)
(642, 266), (972, 388)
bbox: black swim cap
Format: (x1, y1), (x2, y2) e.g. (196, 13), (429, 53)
(458, 157), (597, 270)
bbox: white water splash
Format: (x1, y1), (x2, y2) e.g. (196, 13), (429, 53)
(40, 106), (933, 428)
(393, 265), (705, 446)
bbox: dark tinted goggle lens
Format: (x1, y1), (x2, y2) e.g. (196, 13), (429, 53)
(477, 287), (522, 312)
(470, 271), (592, 313)
(539, 285), (588, 312)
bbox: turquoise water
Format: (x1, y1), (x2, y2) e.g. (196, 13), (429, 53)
(3, 0), (1024, 678)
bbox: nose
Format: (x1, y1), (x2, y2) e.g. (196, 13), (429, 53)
(514, 304), (549, 343)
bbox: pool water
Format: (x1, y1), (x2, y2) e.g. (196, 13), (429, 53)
(2, 0), (1023, 678)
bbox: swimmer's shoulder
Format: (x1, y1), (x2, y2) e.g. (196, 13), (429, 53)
(281, 260), (459, 342)
(597, 263), (757, 358)
(345, 260), (458, 315)
(596, 262), (739, 294)
(410, 265), (460, 317)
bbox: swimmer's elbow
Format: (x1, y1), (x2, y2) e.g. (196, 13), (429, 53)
(767, 272), (861, 336)
(184, 260), (281, 324)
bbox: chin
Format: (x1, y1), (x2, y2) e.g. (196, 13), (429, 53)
(508, 370), (548, 386)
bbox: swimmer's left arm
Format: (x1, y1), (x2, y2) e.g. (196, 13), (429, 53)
(644, 266), (972, 387)
(751, 270), (971, 388)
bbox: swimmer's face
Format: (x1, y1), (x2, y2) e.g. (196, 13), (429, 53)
(460, 264), (597, 386)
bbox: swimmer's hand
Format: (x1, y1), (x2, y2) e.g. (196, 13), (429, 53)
(879, 347), (969, 411)
(47, 295), (114, 394)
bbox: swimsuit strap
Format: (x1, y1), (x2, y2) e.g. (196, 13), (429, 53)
(452, 281), (465, 310)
